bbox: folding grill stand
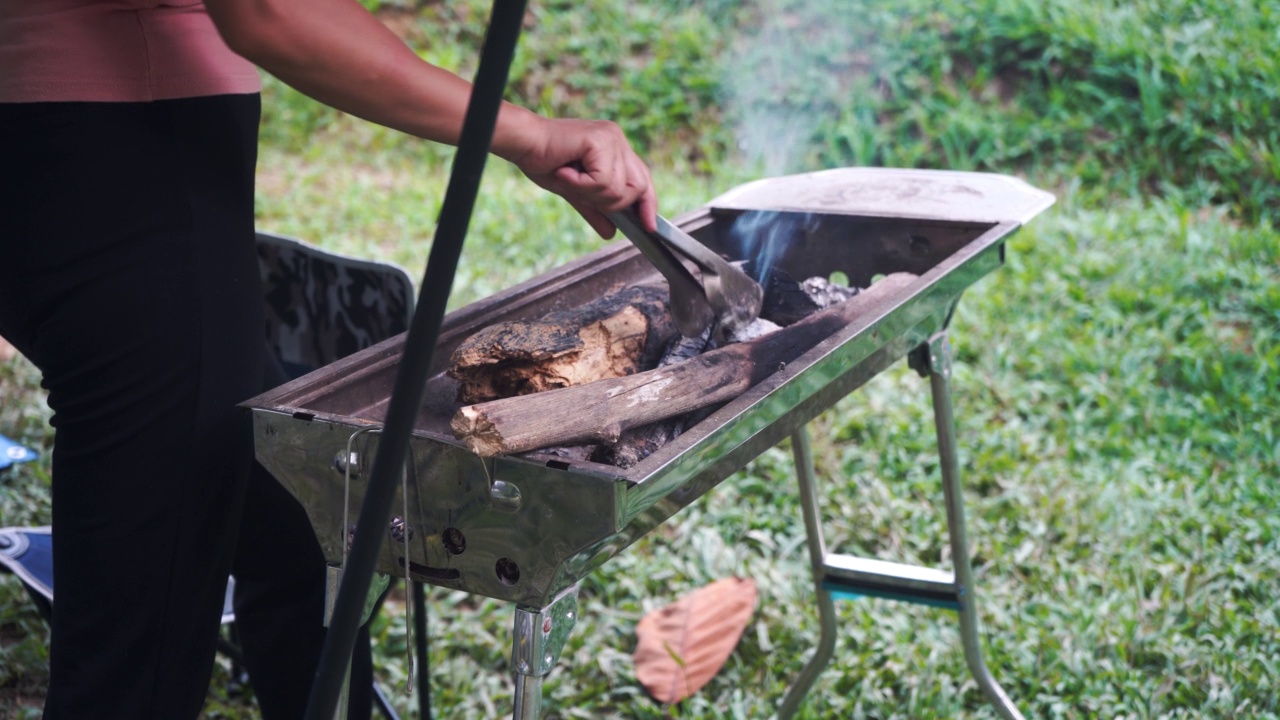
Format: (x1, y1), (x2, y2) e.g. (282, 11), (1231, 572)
(778, 332), (1024, 720)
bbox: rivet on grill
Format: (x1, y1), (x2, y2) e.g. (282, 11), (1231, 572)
(490, 480), (522, 513)
(389, 516), (413, 543)
(333, 450), (359, 477)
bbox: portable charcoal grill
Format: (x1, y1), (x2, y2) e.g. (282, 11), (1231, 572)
(245, 167), (1052, 719)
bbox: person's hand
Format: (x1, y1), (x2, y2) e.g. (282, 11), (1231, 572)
(504, 116), (657, 238)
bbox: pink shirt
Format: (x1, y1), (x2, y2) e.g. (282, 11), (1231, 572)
(0, 0), (262, 103)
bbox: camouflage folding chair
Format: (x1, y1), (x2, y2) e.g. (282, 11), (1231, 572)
(256, 230), (415, 379)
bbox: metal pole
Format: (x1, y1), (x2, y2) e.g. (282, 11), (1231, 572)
(508, 586), (580, 719)
(777, 427), (839, 720)
(926, 333), (1025, 720)
(511, 675), (543, 720)
(303, 2), (528, 717)
(322, 565), (351, 720)
(412, 581), (431, 718)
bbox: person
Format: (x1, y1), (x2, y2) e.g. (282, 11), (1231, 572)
(0, 0), (658, 717)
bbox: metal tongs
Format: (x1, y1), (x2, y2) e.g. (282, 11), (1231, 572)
(609, 209), (763, 338)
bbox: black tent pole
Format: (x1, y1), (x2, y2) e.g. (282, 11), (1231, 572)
(412, 581), (431, 718)
(304, 1), (528, 717)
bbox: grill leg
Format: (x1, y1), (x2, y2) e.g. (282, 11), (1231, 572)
(779, 333), (1025, 719)
(777, 426), (838, 720)
(925, 334), (1025, 720)
(512, 674), (542, 720)
(412, 581), (431, 719)
(509, 585), (580, 720)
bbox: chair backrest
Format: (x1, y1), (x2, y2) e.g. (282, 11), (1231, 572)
(256, 231), (416, 378)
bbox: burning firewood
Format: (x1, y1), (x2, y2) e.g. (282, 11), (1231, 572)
(451, 273), (919, 458)
(447, 285), (679, 404)
(757, 267), (860, 326)
(591, 272), (864, 468)
(590, 330), (716, 468)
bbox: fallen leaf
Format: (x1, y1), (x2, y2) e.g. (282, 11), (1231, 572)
(0, 337), (16, 362)
(633, 576), (757, 704)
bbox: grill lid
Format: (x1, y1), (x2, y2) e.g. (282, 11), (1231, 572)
(709, 167), (1055, 225)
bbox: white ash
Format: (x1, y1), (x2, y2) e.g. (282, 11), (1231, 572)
(801, 276), (859, 308)
(727, 316), (782, 343)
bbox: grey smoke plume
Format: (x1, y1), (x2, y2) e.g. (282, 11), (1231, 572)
(728, 210), (820, 289)
(720, 0), (849, 176)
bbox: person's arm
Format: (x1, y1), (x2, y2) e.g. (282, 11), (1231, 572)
(205, 0), (656, 236)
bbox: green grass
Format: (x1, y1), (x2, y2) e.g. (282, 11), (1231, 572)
(271, 0), (1280, 222)
(4, 0), (1280, 717)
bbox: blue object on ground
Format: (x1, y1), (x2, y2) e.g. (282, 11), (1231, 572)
(0, 526), (54, 607)
(0, 433), (37, 471)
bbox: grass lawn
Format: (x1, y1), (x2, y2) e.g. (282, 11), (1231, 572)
(3, 0), (1278, 717)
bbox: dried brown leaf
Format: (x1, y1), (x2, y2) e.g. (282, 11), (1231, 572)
(633, 577), (758, 704)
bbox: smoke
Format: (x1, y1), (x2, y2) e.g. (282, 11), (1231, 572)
(717, 1), (854, 284)
(728, 210), (820, 289)
(719, 0), (851, 176)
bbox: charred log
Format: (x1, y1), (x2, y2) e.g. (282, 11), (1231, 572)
(758, 268), (860, 326)
(447, 285), (678, 404)
(589, 329), (716, 468)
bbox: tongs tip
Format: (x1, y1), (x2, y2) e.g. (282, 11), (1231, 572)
(610, 209), (763, 338)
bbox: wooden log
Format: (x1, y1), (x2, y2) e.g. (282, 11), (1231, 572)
(589, 330), (716, 467)
(447, 285), (678, 403)
(590, 416), (688, 469)
(452, 273), (918, 457)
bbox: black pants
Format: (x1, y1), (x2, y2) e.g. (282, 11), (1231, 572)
(0, 95), (370, 719)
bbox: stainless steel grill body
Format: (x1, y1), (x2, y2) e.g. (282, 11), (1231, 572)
(244, 168), (1053, 609)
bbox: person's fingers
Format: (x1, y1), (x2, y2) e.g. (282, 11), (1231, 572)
(625, 152), (657, 231)
(587, 143), (628, 209)
(596, 124), (631, 196)
(553, 151), (625, 209)
(553, 163), (587, 189)
(572, 201), (616, 239)
(521, 118), (656, 235)
(635, 184), (658, 232)
(553, 156), (654, 231)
